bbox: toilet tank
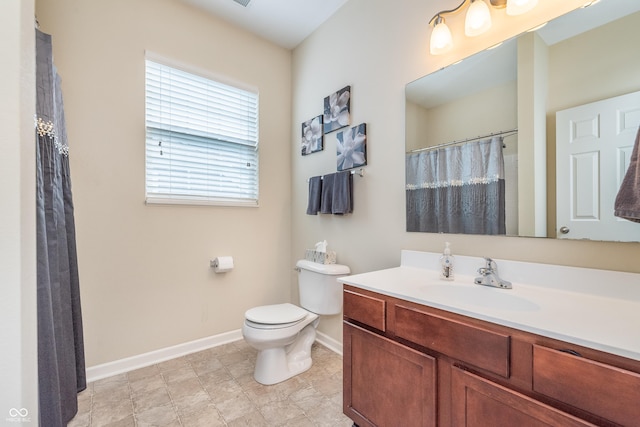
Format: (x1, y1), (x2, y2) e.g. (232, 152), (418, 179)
(296, 260), (350, 315)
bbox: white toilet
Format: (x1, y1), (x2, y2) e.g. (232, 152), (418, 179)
(242, 259), (350, 385)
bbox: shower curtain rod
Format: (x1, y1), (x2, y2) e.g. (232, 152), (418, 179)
(408, 128), (517, 153)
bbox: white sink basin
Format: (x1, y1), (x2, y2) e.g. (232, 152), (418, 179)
(419, 283), (540, 311)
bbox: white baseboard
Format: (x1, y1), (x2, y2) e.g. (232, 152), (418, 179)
(316, 331), (343, 356)
(86, 329), (243, 383)
(86, 329), (343, 383)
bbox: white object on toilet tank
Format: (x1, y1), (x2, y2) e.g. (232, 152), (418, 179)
(296, 259), (350, 315)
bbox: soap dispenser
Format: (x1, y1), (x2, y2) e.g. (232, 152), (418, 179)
(440, 242), (454, 281)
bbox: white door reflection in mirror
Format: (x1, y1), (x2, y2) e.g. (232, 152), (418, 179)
(556, 90), (640, 242)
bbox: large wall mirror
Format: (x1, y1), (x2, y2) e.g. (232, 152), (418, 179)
(405, 1), (640, 242)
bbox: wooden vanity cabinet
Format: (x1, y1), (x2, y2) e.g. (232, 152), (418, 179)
(343, 285), (640, 427)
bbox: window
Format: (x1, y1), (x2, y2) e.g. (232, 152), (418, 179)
(145, 58), (259, 206)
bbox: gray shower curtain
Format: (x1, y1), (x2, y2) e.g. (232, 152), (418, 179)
(36, 29), (86, 426)
(406, 137), (506, 234)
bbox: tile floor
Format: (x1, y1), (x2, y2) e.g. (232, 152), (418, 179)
(68, 341), (354, 427)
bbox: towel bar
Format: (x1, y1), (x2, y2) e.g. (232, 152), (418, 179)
(306, 168), (364, 182)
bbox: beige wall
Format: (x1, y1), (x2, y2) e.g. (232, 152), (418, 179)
(1, 0), (38, 415)
(36, 0), (292, 366)
(292, 0), (640, 343)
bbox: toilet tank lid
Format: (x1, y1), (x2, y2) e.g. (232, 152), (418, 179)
(296, 259), (350, 275)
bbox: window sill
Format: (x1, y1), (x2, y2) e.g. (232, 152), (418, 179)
(145, 197), (258, 208)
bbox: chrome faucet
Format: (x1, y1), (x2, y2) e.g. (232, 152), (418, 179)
(474, 257), (512, 289)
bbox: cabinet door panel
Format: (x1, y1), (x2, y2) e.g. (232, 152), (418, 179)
(451, 368), (596, 427)
(344, 322), (436, 427)
(533, 345), (640, 426)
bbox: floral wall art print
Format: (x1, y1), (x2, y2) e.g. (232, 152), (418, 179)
(301, 115), (323, 155)
(323, 85), (350, 133)
(337, 123), (367, 171)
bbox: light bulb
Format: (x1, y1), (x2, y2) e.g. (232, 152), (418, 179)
(430, 16), (453, 55)
(506, 0), (538, 16)
(465, 0), (492, 37)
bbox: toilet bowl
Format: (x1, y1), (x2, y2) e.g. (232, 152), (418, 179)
(242, 303), (319, 385)
(242, 260), (350, 385)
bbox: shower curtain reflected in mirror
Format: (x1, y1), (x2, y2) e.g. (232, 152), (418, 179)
(36, 29), (86, 426)
(406, 137), (506, 235)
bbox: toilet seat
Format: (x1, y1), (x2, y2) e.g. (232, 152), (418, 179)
(245, 303), (310, 330)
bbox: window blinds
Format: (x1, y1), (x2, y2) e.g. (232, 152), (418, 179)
(145, 59), (259, 206)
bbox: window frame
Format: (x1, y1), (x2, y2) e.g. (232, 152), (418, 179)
(144, 53), (260, 207)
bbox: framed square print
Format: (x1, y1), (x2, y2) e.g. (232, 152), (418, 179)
(337, 123), (367, 171)
(323, 85), (350, 133)
(301, 115), (323, 155)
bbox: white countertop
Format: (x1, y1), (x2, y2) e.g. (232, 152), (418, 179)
(339, 250), (640, 361)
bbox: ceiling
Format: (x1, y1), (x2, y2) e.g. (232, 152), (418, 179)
(180, 0), (350, 49)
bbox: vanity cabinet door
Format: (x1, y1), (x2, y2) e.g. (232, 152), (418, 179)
(343, 322), (437, 427)
(451, 367), (596, 427)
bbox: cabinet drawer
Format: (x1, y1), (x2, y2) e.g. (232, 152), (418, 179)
(533, 345), (640, 426)
(344, 289), (386, 332)
(395, 305), (510, 377)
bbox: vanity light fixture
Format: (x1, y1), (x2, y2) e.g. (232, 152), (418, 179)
(465, 0), (492, 37)
(430, 15), (454, 55)
(429, 0), (538, 55)
(428, 0), (493, 55)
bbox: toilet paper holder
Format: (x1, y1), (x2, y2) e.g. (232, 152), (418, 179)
(210, 256), (234, 273)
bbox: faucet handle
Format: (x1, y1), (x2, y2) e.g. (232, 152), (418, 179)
(477, 257), (497, 275)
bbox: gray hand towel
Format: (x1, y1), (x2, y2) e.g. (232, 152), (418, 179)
(320, 173), (335, 214)
(306, 176), (322, 215)
(614, 126), (640, 223)
(332, 171), (353, 214)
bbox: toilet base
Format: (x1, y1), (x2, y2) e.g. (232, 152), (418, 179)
(253, 324), (317, 385)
